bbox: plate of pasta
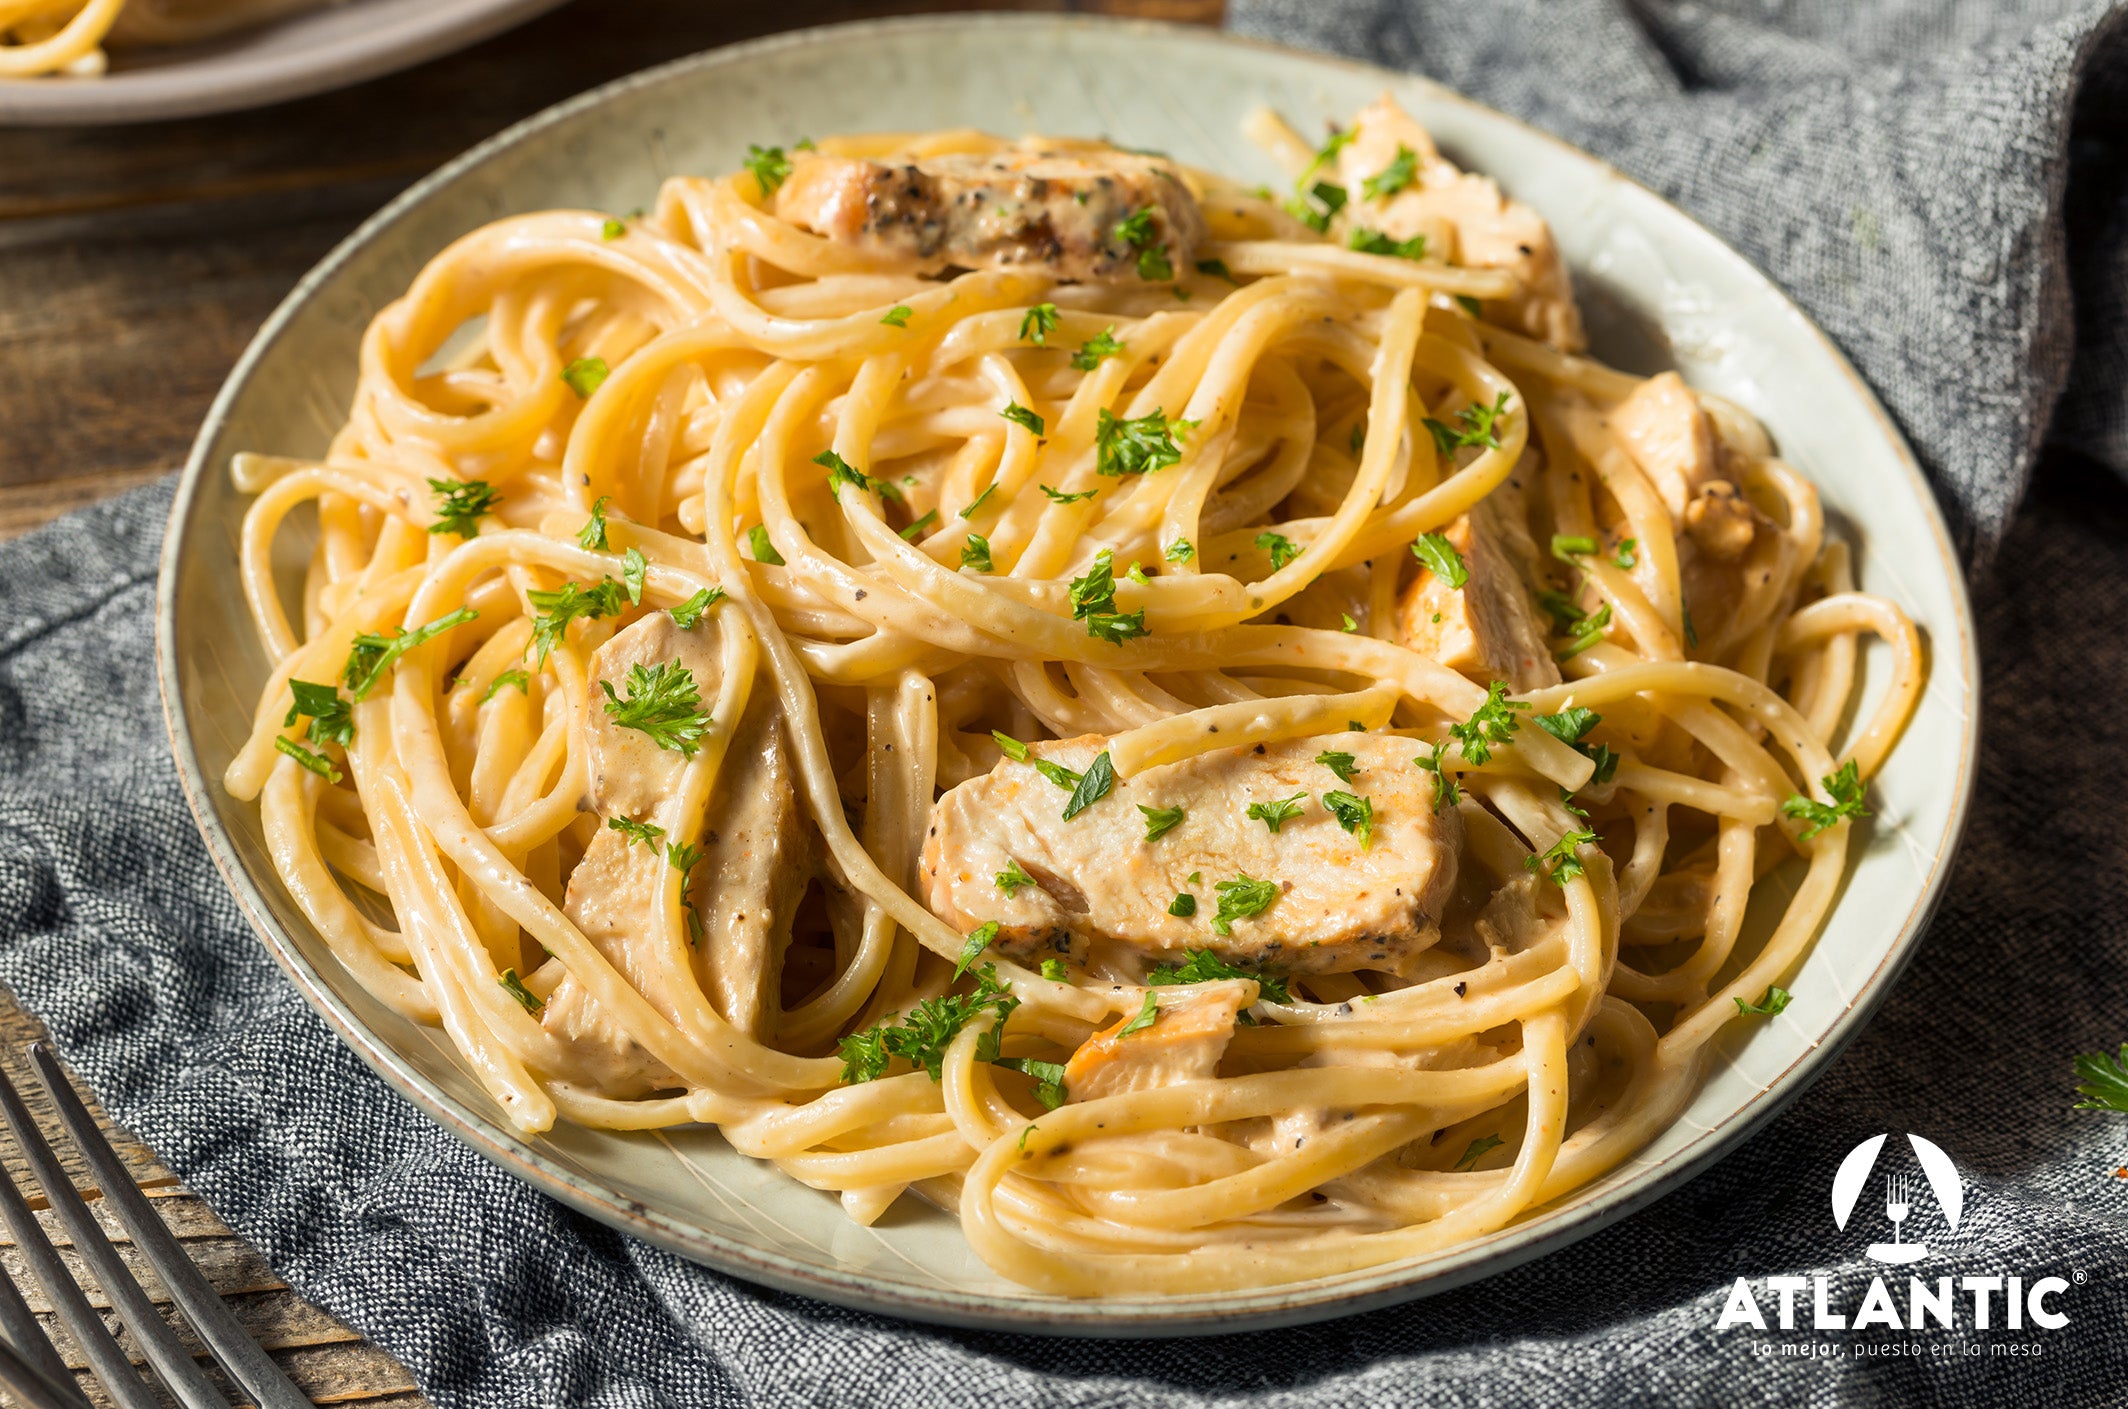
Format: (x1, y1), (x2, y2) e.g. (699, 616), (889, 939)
(0, 0), (566, 124)
(157, 15), (1978, 1332)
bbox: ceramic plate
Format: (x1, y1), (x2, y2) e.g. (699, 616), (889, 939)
(0, 0), (568, 125)
(157, 14), (1979, 1335)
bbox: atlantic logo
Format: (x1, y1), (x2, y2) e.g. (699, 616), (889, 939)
(1717, 1134), (2073, 1333)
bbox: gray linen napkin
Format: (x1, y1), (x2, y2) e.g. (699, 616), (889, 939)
(6, 2), (2128, 1403)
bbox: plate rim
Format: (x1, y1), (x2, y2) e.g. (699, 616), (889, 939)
(154, 10), (1982, 1336)
(0, 0), (571, 126)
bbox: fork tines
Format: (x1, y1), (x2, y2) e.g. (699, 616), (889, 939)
(0, 1043), (312, 1409)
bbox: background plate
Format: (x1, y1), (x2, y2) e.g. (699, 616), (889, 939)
(156, 14), (1979, 1335)
(0, 0), (568, 125)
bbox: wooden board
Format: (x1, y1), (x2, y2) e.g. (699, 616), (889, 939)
(0, 1), (1221, 1402)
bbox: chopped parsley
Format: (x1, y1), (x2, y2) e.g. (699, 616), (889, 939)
(1040, 484), (1097, 505)
(526, 579), (625, 665)
(1315, 750), (1359, 783)
(498, 968), (543, 1015)
(1454, 1134), (1504, 1171)
(1456, 294), (1484, 318)
(273, 736), (341, 783)
(1117, 990), (1160, 1037)
(1449, 681), (1527, 765)
(1526, 827), (1598, 886)
(1347, 227), (1425, 260)
(880, 305), (913, 327)
(427, 478), (501, 538)
(1557, 602), (1613, 659)
(1148, 949), (1289, 1003)
(1212, 874), (1280, 935)
(1069, 551), (1120, 617)
(995, 1057), (1067, 1109)
(1085, 608), (1147, 643)
(992, 731), (1031, 763)
(285, 679), (352, 748)
(1168, 892), (1196, 917)
(1095, 408), (1185, 477)
(995, 859), (1036, 896)
(954, 920), (1001, 978)
(1682, 605), (1700, 649)
(1071, 328), (1126, 372)
(670, 587), (725, 629)
(1196, 258), (1237, 283)
(1255, 530), (1302, 570)
(1041, 958), (1068, 982)
(1734, 985), (1792, 1018)
(1423, 391), (1511, 458)
(1411, 532), (1469, 589)
(482, 669), (530, 703)
(1414, 740), (1461, 812)
(1062, 751), (1116, 820)
(621, 547), (648, 605)
(343, 608), (478, 701)
(1019, 303), (1059, 344)
(1780, 760), (1870, 840)
(1534, 706), (1619, 785)
(1341, 614), (1358, 632)
(1361, 144), (1418, 201)
(600, 660), (712, 756)
(601, 217), (626, 240)
(960, 534), (993, 572)
(743, 143), (794, 194)
(1165, 537), (1195, 563)
(1285, 179), (1347, 234)
(816, 449), (900, 501)
(1323, 790), (1374, 848)
(1000, 402), (1045, 437)
(577, 495), (612, 551)
(748, 524), (785, 566)
(1551, 534), (1599, 563)
(959, 481), (998, 519)
(1114, 207), (1172, 280)
(561, 357), (608, 399)
(1298, 128), (1355, 185)
(1613, 538), (1639, 570)
(900, 508), (940, 541)
(1138, 803), (1186, 842)
(1246, 792), (1309, 834)
(2072, 1045), (2128, 1112)
(608, 816), (665, 847)
(839, 965), (1017, 1083)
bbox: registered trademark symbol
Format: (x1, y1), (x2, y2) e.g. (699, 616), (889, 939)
(2074, 1269), (2088, 1284)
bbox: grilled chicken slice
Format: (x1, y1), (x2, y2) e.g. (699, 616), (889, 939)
(1063, 980), (1253, 1103)
(773, 146), (1206, 284)
(1337, 97), (1585, 351)
(919, 732), (1461, 977)
(545, 613), (812, 1092)
(1398, 495), (1561, 692)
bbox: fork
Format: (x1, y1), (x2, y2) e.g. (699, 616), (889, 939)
(1885, 1171), (1911, 1248)
(0, 1043), (312, 1409)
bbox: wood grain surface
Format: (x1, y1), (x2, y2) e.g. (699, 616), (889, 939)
(0, 1), (1220, 1403)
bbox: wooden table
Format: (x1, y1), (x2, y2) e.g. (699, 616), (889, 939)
(0, 1), (1220, 1403)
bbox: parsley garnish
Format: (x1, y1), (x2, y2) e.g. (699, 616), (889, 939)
(1086, 611), (1148, 644)
(666, 840), (706, 944)
(992, 731), (1030, 762)
(1062, 751), (1116, 820)
(1033, 755), (1083, 792)
(1682, 605), (1700, 649)
(1551, 534), (1598, 563)
(1526, 828), (1598, 886)
(498, 968), (543, 1015)
(1414, 741), (1461, 812)
(562, 357), (608, 399)
(1096, 408), (1186, 478)
(995, 1057), (1067, 1109)
(1168, 893), (1196, 917)
(880, 304), (913, 327)
(1285, 180), (1347, 234)
(1361, 144), (1418, 200)
(817, 449), (900, 501)
(960, 534), (993, 572)
(1734, 985), (1792, 1018)
(1454, 1134), (1503, 1171)
(1138, 803), (1186, 842)
(1613, 538), (1639, 569)
(996, 859), (1035, 896)
(621, 547), (648, 605)
(1212, 874), (1279, 935)
(838, 965), (1017, 1083)
(900, 509), (940, 541)
(1347, 227), (1425, 259)
(1534, 707), (1620, 785)
(343, 608), (478, 701)
(1299, 128), (1355, 185)
(1068, 551), (1119, 617)
(285, 679), (353, 748)
(1114, 207), (1172, 280)
(1019, 303), (1059, 344)
(608, 816), (665, 847)
(1246, 792), (1309, 834)
(1323, 790), (1374, 847)
(526, 579), (624, 665)
(1165, 538), (1194, 563)
(743, 143), (794, 194)
(1456, 294), (1484, 318)
(747, 524), (785, 566)
(1040, 484), (1097, 504)
(1450, 681), (1527, 765)
(2072, 1045), (2128, 1112)
(601, 218), (626, 240)
(600, 661), (712, 756)
(1041, 958), (1068, 982)
(959, 481), (998, 519)
(482, 669), (530, 703)
(954, 920), (1001, 978)
(1255, 530), (1302, 570)
(273, 736), (341, 783)
(1196, 258), (1237, 283)
(1071, 328), (1125, 372)
(1117, 991), (1160, 1037)
(1411, 532), (1469, 588)
(1781, 760), (1870, 840)
(1000, 402), (1045, 437)
(577, 496), (612, 551)
(1557, 602), (1613, 659)
(1423, 392), (1511, 458)
(427, 478), (501, 538)
(1315, 750), (1359, 784)
(670, 587), (724, 628)
(1148, 950), (1289, 1003)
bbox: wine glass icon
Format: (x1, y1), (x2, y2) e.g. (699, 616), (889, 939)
(1867, 1171), (1928, 1264)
